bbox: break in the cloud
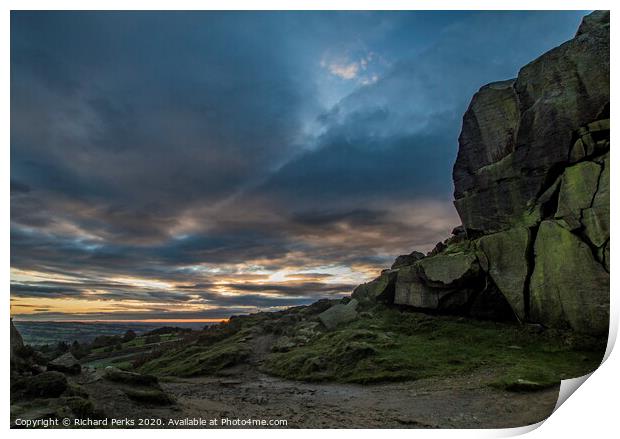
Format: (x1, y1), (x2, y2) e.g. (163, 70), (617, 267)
(321, 50), (382, 86)
(10, 11), (586, 321)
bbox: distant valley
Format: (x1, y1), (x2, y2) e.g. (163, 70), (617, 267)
(12, 321), (209, 346)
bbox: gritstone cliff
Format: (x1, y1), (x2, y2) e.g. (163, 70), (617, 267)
(353, 11), (610, 336)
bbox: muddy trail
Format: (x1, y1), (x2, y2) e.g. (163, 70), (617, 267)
(159, 366), (559, 428)
(157, 330), (561, 428)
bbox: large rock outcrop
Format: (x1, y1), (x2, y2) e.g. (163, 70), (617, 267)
(357, 11), (609, 336)
(453, 10), (609, 236)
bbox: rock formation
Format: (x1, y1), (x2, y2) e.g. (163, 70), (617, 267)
(47, 352), (82, 375)
(356, 11), (609, 336)
(319, 299), (359, 330)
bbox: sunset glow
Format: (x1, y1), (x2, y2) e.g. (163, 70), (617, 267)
(10, 11), (584, 322)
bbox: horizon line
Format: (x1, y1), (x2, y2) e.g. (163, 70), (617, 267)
(11, 318), (229, 324)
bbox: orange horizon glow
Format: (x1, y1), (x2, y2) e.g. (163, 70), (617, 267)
(11, 318), (229, 324)
(10, 263), (374, 319)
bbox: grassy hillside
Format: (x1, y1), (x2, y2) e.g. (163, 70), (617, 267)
(135, 303), (605, 390)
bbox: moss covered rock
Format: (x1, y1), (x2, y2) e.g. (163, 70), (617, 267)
(394, 266), (439, 308)
(351, 270), (397, 304)
(453, 11), (609, 235)
(478, 227), (530, 320)
(393, 265), (475, 312)
(417, 252), (479, 287)
(530, 220), (609, 335)
(582, 152), (609, 248)
(554, 161), (601, 230)
(318, 299), (359, 330)
(391, 251), (425, 269)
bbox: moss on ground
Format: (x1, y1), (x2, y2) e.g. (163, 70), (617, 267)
(90, 333), (180, 354)
(263, 307), (605, 387)
(136, 304), (605, 391)
(138, 332), (251, 377)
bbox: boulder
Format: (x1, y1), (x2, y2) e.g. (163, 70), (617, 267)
(417, 252), (479, 287)
(529, 220), (609, 335)
(427, 241), (447, 256)
(352, 270), (397, 303)
(47, 352), (81, 375)
(393, 265), (473, 311)
(103, 366), (158, 386)
(477, 227), (530, 320)
(394, 266), (439, 308)
(391, 251), (425, 269)
(318, 299), (359, 330)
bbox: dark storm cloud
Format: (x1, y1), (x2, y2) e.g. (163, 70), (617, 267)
(254, 11), (586, 210)
(10, 180), (31, 194)
(10, 283), (84, 298)
(224, 282), (356, 296)
(11, 12), (314, 219)
(10, 11), (587, 320)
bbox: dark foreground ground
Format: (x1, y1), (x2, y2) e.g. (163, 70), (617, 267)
(159, 366), (560, 428)
(12, 363), (560, 429)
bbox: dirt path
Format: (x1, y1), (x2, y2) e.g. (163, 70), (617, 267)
(160, 367), (559, 428)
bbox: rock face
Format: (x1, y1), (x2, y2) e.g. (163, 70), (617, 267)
(529, 220), (609, 334)
(453, 10), (609, 335)
(453, 10), (609, 235)
(360, 11), (609, 335)
(477, 227), (530, 321)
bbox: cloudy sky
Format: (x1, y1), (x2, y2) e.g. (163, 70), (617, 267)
(11, 11), (586, 322)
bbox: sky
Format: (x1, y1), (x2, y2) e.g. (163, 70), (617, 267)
(10, 10), (587, 322)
